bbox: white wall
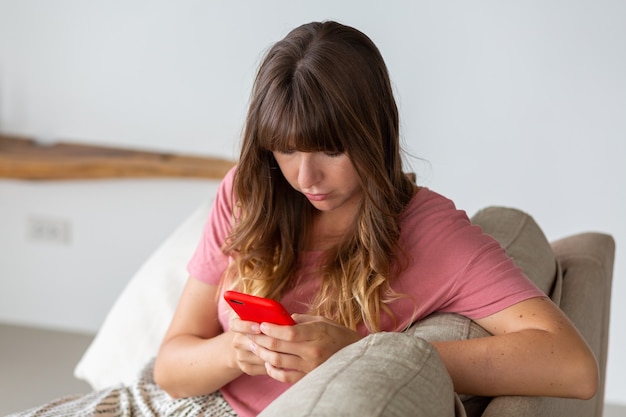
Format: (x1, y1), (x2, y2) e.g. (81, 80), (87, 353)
(0, 0), (624, 405)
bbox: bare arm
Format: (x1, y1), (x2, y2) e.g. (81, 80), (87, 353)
(432, 296), (598, 400)
(153, 277), (262, 398)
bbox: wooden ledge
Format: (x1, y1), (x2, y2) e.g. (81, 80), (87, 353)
(0, 134), (236, 180)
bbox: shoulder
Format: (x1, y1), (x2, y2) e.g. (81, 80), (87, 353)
(220, 164), (238, 193)
(213, 165), (238, 207)
(400, 187), (471, 234)
(412, 186), (454, 207)
(398, 187), (488, 260)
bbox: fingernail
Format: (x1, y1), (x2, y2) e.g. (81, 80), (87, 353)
(250, 343), (256, 353)
(260, 323), (268, 333)
(250, 323), (260, 333)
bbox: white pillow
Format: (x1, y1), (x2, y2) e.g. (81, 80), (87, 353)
(74, 193), (215, 390)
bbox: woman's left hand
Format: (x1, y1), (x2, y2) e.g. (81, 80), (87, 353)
(248, 314), (362, 383)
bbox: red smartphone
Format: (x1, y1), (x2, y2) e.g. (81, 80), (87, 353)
(223, 290), (296, 325)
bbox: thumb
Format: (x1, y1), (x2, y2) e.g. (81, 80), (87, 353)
(291, 313), (326, 324)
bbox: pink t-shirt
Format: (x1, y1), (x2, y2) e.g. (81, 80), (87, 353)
(187, 166), (544, 417)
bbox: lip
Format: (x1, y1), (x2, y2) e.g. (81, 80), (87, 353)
(304, 193), (330, 202)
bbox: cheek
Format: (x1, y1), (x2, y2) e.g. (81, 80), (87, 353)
(338, 163), (361, 190)
(274, 159), (298, 184)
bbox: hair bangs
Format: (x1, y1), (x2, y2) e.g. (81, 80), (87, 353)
(256, 78), (346, 155)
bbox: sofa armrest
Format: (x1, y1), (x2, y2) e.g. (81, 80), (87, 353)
(551, 232), (614, 417)
(482, 232), (614, 417)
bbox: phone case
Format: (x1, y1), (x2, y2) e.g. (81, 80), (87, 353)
(223, 290), (296, 325)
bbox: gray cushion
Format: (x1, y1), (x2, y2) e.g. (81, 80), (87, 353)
(405, 313), (490, 342)
(259, 333), (460, 417)
(406, 313), (491, 416)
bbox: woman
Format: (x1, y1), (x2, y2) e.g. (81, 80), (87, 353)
(153, 21), (597, 417)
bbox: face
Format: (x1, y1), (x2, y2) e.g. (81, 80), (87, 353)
(272, 149), (363, 219)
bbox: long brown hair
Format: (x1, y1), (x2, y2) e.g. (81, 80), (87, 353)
(224, 21), (415, 332)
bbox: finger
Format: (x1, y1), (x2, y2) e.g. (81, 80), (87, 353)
(239, 361), (267, 376)
(254, 341), (302, 371)
(230, 317), (261, 334)
(262, 315), (332, 342)
(290, 313), (322, 324)
(265, 362), (306, 384)
(232, 335), (267, 376)
(258, 321), (303, 342)
(251, 333), (293, 356)
(232, 332), (257, 352)
(232, 335), (261, 362)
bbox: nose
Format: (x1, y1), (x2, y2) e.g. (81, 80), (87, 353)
(297, 153), (322, 190)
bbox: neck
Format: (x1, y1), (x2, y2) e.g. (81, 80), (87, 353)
(306, 209), (354, 251)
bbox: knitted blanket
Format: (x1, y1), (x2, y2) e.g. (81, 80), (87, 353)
(8, 361), (237, 417)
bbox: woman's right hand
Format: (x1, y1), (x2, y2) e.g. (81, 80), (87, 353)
(229, 317), (268, 376)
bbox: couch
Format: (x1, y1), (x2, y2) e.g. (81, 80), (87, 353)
(74, 198), (614, 417)
(471, 207), (614, 417)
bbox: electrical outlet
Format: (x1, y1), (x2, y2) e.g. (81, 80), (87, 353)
(27, 216), (72, 245)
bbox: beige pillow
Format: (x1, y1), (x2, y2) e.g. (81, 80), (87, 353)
(74, 196), (216, 390)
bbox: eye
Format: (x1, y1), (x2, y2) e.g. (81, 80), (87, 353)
(324, 150), (342, 157)
(276, 147), (296, 155)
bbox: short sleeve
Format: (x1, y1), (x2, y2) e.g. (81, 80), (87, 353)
(391, 188), (544, 327)
(187, 166), (237, 284)
(443, 231), (544, 319)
